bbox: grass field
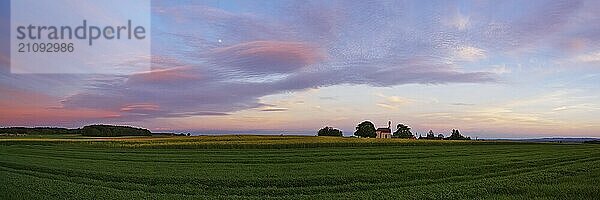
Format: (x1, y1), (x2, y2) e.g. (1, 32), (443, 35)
(1, 135), (599, 199)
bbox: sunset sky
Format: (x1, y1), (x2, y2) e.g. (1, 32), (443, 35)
(1, 0), (600, 138)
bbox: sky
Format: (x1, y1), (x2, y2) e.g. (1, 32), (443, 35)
(1, 0), (600, 138)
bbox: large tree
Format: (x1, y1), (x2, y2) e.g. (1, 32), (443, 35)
(354, 121), (376, 138)
(393, 124), (413, 138)
(317, 126), (343, 137)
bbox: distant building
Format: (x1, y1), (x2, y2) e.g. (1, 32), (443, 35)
(376, 121), (392, 138)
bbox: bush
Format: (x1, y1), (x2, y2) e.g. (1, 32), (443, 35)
(317, 127), (343, 137)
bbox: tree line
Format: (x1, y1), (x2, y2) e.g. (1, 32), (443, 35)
(80, 125), (151, 137)
(0, 125), (152, 137)
(0, 127), (72, 135)
(318, 120), (471, 140)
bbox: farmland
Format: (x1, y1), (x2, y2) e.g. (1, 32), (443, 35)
(1, 135), (599, 199)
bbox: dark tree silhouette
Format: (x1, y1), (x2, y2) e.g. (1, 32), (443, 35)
(318, 126), (343, 137)
(393, 123), (413, 138)
(0, 127), (72, 135)
(354, 121), (376, 138)
(1, 125), (152, 137)
(81, 125), (151, 137)
(447, 129), (471, 140)
(426, 130), (435, 138)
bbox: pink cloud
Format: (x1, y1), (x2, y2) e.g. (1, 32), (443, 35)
(127, 67), (201, 84)
(0, 86), (54, 106)
(212, 41), (326, 74)
(0, 53), (8, 66)
(120, 103), (160, 112)
(0, 86), (120, 126)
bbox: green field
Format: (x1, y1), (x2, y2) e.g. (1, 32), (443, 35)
(1, 135), (599, 199)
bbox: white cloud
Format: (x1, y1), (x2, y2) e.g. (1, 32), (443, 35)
(376, 103), (398, 110)
(386, 96), (412, 104)
(574, 51), (600, 63)
(552, 106), (569, 111)
(490, 65), (512, 74)
(444, 12), (470, 30)
(552, 104), (600, 112)
(374, 93), (413, 110)
(453, 46), (487, 62)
